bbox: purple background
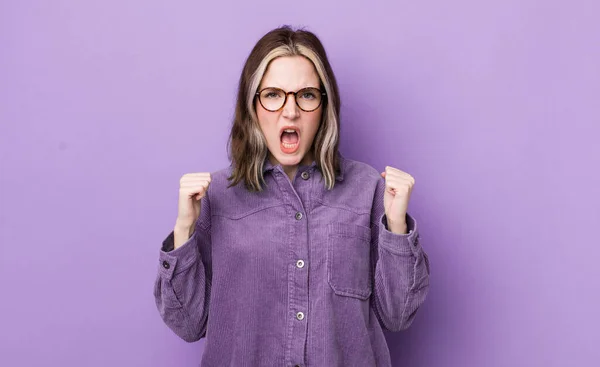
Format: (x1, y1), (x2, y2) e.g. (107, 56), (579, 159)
(1, 1), (598, 366)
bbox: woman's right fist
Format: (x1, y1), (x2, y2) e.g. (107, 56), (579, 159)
(176, 172), (212, 232)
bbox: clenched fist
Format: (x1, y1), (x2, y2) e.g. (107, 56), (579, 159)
(381, 166), (415, 235)
(174, 172), (211, 249)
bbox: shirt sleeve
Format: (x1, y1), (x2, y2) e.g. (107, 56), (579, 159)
(153, 193), (213, 342)
(370, 177), (431, 331)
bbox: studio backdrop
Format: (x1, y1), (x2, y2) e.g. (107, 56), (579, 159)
(1, 1), (598, 366)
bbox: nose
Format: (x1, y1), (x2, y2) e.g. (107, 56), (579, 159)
(282, 93), (300, 119)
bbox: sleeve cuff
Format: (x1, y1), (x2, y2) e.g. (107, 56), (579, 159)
(158, 231), (199, 280)
(161, 231), (175, 252)
(378, 212), (421, 256)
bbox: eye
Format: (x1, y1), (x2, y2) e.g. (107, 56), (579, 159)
(300, 90), (317, 100)
(262, 88), (284, 99)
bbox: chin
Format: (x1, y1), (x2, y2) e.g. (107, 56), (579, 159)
(276, 155), (303, 166)
(271, 149), (305, 166)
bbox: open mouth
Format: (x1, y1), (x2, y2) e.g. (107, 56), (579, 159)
(280, 127), (300, 154)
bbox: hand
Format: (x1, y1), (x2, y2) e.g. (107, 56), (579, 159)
(175, 172), (212, 235)
(380, 166), (415, 234)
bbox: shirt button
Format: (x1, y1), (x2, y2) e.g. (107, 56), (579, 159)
(301, 171), (309, 180)
(296, 260), (305, 268)
(296, 311), (305, 320)
(295, 212), (303, 220)
(162, 261), (170, 269)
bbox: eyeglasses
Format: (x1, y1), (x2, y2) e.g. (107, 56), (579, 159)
(256, 87), (326, 112)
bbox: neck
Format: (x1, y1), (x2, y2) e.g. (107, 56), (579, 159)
(269, 151), (314, 182)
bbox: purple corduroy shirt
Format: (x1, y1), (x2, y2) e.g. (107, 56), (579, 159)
(154, 154), (430, 367)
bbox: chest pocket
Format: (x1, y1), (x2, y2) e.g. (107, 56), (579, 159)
(327, 222), (373, 300)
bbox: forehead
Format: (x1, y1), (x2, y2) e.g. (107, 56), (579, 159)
(260, 56), (320, 89)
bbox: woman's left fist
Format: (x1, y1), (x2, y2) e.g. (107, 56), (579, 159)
(380, 166), (415, 234)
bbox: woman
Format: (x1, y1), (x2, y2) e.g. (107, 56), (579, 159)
(154, 25), (430, 367)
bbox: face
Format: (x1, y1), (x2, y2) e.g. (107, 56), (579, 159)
(256, 56), (323, 174)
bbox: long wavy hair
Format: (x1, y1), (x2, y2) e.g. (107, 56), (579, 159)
(226, 25), (341, 192)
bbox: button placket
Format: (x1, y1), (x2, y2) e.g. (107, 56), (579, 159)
(280, 172), (309, 365)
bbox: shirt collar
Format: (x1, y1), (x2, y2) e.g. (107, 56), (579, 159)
(262, 153), (345, 182)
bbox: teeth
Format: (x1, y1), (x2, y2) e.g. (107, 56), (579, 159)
(284, 129), (296, 133)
